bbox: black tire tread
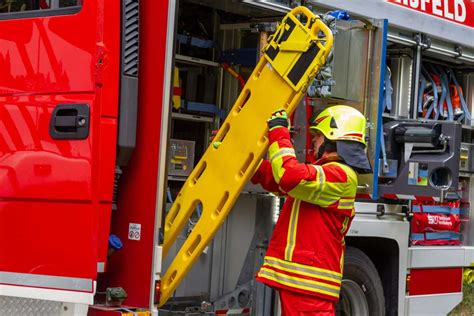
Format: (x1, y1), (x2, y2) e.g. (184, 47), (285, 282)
(343, 247), (386, 316)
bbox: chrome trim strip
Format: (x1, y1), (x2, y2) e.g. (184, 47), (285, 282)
(0, 272), (93, 292)
(240, 0), (291, 14)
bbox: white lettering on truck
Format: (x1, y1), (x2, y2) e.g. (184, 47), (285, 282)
(420, 0), (428, 11)
(392, 0), (466, 22)
(455, 0), (466, 22)
(444, 0), (454, 19)
(432, 0), (443, 16)
(410, 0), (419, 8)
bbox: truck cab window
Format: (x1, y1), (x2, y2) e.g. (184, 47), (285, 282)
(0, 0), (80, 14)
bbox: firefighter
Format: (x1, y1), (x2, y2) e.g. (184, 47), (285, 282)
(251, 105), (371, 315)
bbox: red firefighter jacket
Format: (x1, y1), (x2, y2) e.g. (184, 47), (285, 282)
(251, 126), (358, 301)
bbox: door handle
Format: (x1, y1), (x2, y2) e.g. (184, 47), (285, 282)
(50, 104), (90, 140)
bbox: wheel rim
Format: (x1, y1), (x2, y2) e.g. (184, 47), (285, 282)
(336, 279), (370, 316)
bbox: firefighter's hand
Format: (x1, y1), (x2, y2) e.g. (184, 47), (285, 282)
(267, 109), (289, 131)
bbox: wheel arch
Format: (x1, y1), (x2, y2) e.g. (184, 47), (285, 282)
(346, 236), (400, 315)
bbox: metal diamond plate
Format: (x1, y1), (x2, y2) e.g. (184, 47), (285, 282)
(0, 297), (62, 316)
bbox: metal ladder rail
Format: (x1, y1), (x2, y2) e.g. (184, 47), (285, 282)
(159, 6), (334, 306)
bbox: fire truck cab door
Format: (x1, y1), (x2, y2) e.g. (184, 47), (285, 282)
(0, 1), (119, 302)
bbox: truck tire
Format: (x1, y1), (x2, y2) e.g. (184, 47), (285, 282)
(336, 247), (385, 316)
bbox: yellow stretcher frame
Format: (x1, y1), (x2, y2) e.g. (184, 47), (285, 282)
(159, 6), (333, 307)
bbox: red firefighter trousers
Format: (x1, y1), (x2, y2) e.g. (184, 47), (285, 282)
(279, 289), (335, 316)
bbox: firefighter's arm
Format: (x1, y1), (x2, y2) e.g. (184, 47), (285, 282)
(266, 118), (357, 208)
(249, 109), (291, 196)
(251, 159), (285, 196)
(290, 163), (357, 209)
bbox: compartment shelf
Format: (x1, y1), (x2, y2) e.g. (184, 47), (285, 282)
(175, 54), (220, 67)
(171, 112), (214, 123)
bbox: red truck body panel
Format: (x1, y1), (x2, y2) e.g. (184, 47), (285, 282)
(0, 0), (119, 291)
(99, 0), (170, 308)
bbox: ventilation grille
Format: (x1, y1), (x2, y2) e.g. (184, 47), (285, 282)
(123, 0), (139, 77)
(112, 166), (122, 210)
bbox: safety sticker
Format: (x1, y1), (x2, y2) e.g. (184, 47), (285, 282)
(129, 223), (141, 240)
(408, 162), (428, 186)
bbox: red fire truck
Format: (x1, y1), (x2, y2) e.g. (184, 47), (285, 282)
(1, 0), (474, 315)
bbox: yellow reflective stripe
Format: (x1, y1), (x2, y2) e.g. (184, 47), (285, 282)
(269, 143), (293, 184)
(270, 148), (296, 162)
(338, 204), (353, 207)
(265, 256), (342, 278)
(339, 202), (354, 205)
(287, 165), (323, 203)
(258, 267), (340, 298)
(339, 198), (355, 204)
(308, 165), (324, 201)
(338, 199), (355, 209)
(272, 166), (286, 184)
(286, 162), (357, 208)
(312, 167), (346, 207)
(264, 257), (341, 284)
(268, 142), (280, 157)
(288, 164), (326, 204)
(340, 216), (350, 234)
(340, 250), (345, 273)
(269, 143), (282, 181)
(285, 199), (300, 261)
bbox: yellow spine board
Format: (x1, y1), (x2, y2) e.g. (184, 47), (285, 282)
(159, 6), (333, 307)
